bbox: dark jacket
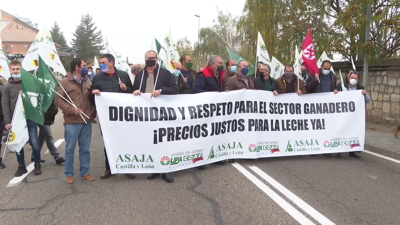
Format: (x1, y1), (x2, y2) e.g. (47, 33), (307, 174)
(0, 85), (4, 122)
(91, 68), (133, 95)
(277, 77), (307, 94)
(191, 66), (225, 93)
(254, 76), (279, 92)
(44, 101), (58, 125)
(305, 70), (337, 93)
(2, 78), (21, 125)
(175, 75), (191, 94)
(133, 65), (178, 94)
(222, 70), (235, 85)
(181, 68), (197, 88)
(54, 74), (96, 125)
(225, 74), (255, 91)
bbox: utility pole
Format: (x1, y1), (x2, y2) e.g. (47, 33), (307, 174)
(363, 4), (372, 87)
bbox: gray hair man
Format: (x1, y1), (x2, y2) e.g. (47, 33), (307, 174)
(191, 55), (225, 94)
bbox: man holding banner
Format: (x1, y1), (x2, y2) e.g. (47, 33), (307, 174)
(225, 60), (254, 91)
(222, 59), (237, 85)
(179, 54), (197, 90)
(91, 53), (135, 180)
(55, 58), (96, 184)
(277, 66), (306, 95)
(2, 61), (43, 176)
(133, 50), (178, 183)
(192, 55), (225, 94)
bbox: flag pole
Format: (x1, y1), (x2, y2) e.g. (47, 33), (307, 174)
(49, 88), (89, 120)
(254, 56), (258, 78)
(2, 131), (11, 159)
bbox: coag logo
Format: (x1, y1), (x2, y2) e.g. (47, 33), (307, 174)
(303, 43), (316, 60)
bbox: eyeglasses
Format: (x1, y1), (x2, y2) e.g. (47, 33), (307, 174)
(145, 57), (157, 60)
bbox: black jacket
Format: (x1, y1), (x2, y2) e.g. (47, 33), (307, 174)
(336, 82), (365, 91)
(305, 70), (337, 93)
(0, 85), (4, 122)
(176, 75), (191, 94)
(91, 68), (133, 95)
(44, 101), (58, 125)
(254, 76), (279, 92)
(133, 66), (178, 94)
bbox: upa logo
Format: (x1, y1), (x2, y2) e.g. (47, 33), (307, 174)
(248, 144), (257, 152)
(324, 138), (361, 150)
(303, 44), (316, 60)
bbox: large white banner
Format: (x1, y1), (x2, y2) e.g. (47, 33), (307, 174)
(96, 90), (366, 174)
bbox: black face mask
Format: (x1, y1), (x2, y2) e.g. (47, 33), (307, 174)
(217, 65), (224, 74)
(146, 59), (156, 67)
(259, 71), (264, 77)
(301, 70), (307, 77)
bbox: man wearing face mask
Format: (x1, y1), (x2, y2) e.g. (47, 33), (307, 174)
(179, 54), (197, 90)
(277, 65), (307, 95)
(173, 61), (190, 94)
(306, 60), (338, 94)
(222, 59), (237, 85)
(133, 50), (178, 183)
(334, 71), (370, 158)
(301, 64), (310, 85)
(91, 54), (134, 180)
(191, 55), (225, 94)
(55, 58), (97, 184)
(2, 60), (44, 176)
(226, 60), (255, 91)
(254, 63), (279, 94)
(86, 67), (94, 82)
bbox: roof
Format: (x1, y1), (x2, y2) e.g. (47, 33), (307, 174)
(0, 10), (38, 32)
(0, 21), (9, 33)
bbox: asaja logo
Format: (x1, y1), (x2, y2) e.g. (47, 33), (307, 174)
(26, 92), (39, 107)
(116, 154), (154, 163)
(260, 42), (267, 51)
(8, 131), (16, 143)
(286, 139), (320, 152)
(249, 144), (257, 152)
(208, 142), (243, 159)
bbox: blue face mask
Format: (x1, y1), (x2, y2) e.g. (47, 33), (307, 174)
(81, 67), (89, 76)
(241, 67), (249, 75)
(173, 70), (181, 76)
(12, 74), (21, 79)
(230, 66), (237, 73)
(100, 64), (109, 73)
(323, 70), (330, 75)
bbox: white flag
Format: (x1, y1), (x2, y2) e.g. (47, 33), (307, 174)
(104, 35), (123, 70)
(7, 95), (29, 153)
(270, 57), (284, 79)
(93, 57), (99, 72)
(351, 56), (356, 71)
(163, 27), (180, 73)
(0, 36), (11, 81)
(317, 51), (335, 74)
(256, 32), (270, 64)
(22, 26), (67, 75)
(293, 46), (302, 77)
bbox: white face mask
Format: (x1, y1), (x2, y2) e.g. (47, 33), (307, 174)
(349, 79), (357, 86)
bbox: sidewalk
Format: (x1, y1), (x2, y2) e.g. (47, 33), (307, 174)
(365, 122), (400, 159)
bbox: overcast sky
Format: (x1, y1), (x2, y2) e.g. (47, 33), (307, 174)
(1, 0), (245, 64)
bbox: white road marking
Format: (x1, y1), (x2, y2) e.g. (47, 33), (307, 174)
(231, 163), (315, 225)
(365, 150), (400, 164)
(250, 166), (335, 225)
(7, 139), (65, 187)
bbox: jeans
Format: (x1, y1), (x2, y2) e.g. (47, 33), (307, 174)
(33, 125), (61, 160)
(64, 122), (92, 177)
(0, 121), (5, 157)
(16, 120), (41, 166)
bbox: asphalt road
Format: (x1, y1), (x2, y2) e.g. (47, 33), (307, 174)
(0, 113), (399, 225)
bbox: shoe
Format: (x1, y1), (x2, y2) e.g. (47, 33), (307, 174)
(66, 176), (74, 184)
(15, 166), (28, 177)
(55, 157), (65, 165)
(34, 163), (42, 175)
(100, 170), (113, 179)
(162, 173), (174, 183)
(197, 165), (206, 170)
(125, 174), (135, 179)
(31, 158), (45, 163)
(147, 173), (160, 180)
(349, 152), (361, 159)
(0, 158), (5, 169)
(335, 153), (342, 158)
(81, 174), (95, 182)
(228, 159), (235, 163)
(393, 126), (399, 139)
(324, 154), (333, 158)
(215, 161), (226, 165)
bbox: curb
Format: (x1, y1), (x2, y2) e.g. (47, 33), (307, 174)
(365, 143), (400, 161)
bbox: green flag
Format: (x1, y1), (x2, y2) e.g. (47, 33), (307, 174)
(21, 68), (46, 125)
(155, 38), (167, 69)
(226, 47), (255, 75)
(38, 56), (58, 112)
